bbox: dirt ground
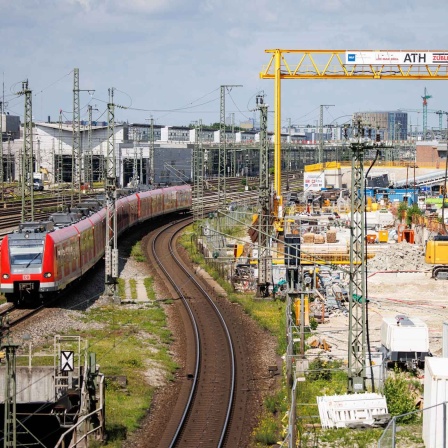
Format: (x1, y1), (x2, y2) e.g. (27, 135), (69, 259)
(314, 270), (448, 360)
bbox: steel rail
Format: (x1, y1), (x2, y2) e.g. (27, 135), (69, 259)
(152, 218), (236, 448)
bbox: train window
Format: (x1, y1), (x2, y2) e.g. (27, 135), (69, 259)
(9, 241), (44, 266)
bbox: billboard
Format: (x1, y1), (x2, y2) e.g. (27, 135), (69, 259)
(304, 172), (325, 191)
(345, 51), (448, 65)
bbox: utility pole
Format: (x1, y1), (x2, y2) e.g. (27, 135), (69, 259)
(193, 120), (204, 228)
(20, 80), (34, 222)
(319, 105), (334, 165)
(139, 146), (143, 186)
(347, 116), (370, 393)
(72, 68), (80, 206)
(218, 84), (242, 211)
(86, 105), (97, 190)
(132, 128), (139, 186)
(104, 88), (119, 301)
(231, 112), (236, 177)
(72, 68), (94, 204)
(1, 310), (18, 448)
(7, 133), (11, 183)
(256, 95), (272, 297)
(149, 117), (154, 185)
(3, 341), (19, 448)
(57, 110), (64, 207)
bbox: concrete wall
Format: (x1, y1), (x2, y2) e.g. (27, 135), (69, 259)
(0, 367), (55, 403)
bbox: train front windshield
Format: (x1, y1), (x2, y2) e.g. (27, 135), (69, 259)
(9, 240), (44, 267)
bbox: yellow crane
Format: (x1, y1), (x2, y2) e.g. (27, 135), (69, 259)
(260, 48), (448, 393)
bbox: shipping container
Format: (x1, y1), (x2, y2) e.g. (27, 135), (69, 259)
(423, 357), (448, 448)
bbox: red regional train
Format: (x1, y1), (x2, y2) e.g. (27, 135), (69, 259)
(0, 185), (192, 306)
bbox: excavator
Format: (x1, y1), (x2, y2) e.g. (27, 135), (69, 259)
(425, 236), (448, 279)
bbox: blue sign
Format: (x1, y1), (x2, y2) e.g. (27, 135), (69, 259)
(348, 54), (356, 62)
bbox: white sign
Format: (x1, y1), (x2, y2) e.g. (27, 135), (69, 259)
(61, 351), (74, 372)
(304, 172), (325, 191)
(345, 51), (448, 65)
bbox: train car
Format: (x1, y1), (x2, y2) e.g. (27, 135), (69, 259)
(163, 186), (178, 214)
(174, 185), (192, 210)
(1, 223), (51, 304)
(0, 185), (192, 306)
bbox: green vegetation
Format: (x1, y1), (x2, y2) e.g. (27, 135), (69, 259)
(130, 241), (146, 262)
(117, 278), (125, 299)
(383, 367), (422, 423)
(144, 277), (157, 301)
(396, 201), (424, 227)
(129, 279), (137, 300)
(79, 298), (178, 446)
(17, 276), (177, 446)
(405, 203), (424, 227)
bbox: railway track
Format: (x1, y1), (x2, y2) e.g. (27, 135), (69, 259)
(146, 218), (253, 447)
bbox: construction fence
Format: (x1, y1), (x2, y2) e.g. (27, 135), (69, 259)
(377, 401), (448, 448)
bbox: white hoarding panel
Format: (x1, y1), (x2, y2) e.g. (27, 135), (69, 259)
(304, 172), (325, 191)
(345, 51), (448, 65)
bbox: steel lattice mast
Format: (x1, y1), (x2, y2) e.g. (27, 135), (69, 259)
(57, 110), (64, 207)
(347, 117), (368, 392)
(104, 88), (118, 300)
(86, 105), (94, 189)
(193, 120), (204, 227)
(132, 128), (139, 185)
(72, 68), (81, 205)
(3, 342), (19, 447)
(319, 104), (334, 165)
(256, 95), (272, 297)
(20, 80), (34, 222)
(218, 85), (241, 211)
(149, 118), (154, 185)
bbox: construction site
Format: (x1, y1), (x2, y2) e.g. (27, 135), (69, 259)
(193, 51), (448, 447)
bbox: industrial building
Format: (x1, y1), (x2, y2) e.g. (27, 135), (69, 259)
(353, 111), (408, 141)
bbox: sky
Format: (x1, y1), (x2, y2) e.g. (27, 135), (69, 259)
(1, 0), (448, 132)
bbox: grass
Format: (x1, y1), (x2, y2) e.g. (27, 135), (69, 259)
(144, 277), (156, 301)
(129, 278), (137, 299)
(117, 278), (125, 299)
(16, 275), (177, 446)
(131, 242), (146, 262)
(78, 298), (178, 445)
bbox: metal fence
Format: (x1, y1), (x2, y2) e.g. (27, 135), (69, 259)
(378, 401), (448, 448)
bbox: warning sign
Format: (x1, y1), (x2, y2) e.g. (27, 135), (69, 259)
(60, 351), (74, 372)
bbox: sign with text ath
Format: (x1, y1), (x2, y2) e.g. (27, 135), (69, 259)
(345, 51), (448, 65)
(61, 351), (74, 372)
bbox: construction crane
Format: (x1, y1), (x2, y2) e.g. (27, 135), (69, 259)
(398, 108), (442, 138)
(260, 48), (448, 395)
(422, 87), (432, 138)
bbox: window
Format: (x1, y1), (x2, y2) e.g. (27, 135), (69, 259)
(9, 240), (44, 266)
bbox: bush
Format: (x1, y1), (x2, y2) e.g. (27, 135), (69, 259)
(383, 368), (418, 422)
(406, 203), (423, 227)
